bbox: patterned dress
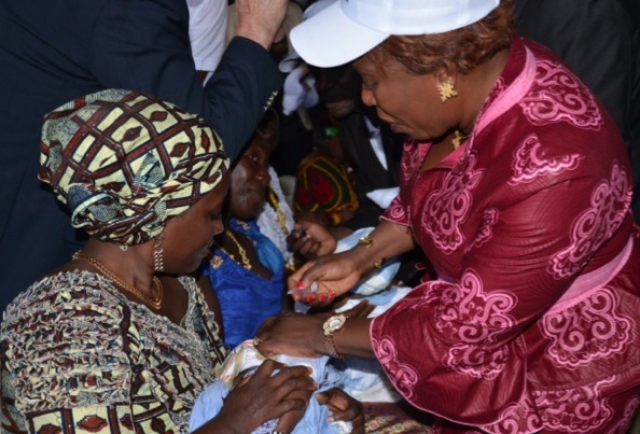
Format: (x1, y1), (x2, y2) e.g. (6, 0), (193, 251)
(370, 37), (640, 433)
(1, 271), (226, 433)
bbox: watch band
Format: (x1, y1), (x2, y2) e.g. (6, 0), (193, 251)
(325, 333), (345, 359)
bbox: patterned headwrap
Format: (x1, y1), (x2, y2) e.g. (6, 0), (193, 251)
(39, 89), (230, 247)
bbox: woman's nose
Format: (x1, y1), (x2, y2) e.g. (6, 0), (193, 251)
(256, 167), (271, 186)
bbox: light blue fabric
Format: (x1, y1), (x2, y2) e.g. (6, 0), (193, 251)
(334, 227), (401, 296)
(189, 381), (229, 432)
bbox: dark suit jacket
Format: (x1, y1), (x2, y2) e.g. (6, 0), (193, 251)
(0, 0), (282, 310)
(514, 0), (640, 223)
(338, 112), (402, 231)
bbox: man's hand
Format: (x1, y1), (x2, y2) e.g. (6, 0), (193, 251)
(234, 0), (289, 50)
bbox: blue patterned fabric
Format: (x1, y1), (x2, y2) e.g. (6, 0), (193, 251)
(202, 219), (285, 348)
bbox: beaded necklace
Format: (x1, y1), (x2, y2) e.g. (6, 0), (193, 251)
(220, 231), (253, 270)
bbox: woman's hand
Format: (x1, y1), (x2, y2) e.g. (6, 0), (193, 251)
(316, 388), (365, 433)
(287, 250), (363, 306)
(209, 360), (315, 433)
(288, 221), (416, 307)
(254, 313), (326, 358)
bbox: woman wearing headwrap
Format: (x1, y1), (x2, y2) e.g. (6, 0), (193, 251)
(0, 89), (317, 434)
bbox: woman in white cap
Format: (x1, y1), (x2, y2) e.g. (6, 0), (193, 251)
(253, 0), (640, 431)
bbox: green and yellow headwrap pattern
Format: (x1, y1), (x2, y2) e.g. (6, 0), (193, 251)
(39, 89), (230, 247)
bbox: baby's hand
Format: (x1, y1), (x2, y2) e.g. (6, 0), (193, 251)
(273, 385), (314, 433)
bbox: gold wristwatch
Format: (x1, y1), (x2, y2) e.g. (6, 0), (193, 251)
(323, 313), (347, 358)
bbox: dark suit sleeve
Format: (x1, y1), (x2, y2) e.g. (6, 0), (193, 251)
(89, 0), (282, 161)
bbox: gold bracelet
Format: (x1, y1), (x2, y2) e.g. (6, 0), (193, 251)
(357, 236), (373, 248)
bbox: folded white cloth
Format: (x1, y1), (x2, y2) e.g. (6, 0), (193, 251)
(365, 187), (399, 210)
(282, 66), (319, 116)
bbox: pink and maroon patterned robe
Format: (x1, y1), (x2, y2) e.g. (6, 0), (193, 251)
(370, 37), (640, 433)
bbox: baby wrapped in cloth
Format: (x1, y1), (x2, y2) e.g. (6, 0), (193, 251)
(189, 340), (352, 433)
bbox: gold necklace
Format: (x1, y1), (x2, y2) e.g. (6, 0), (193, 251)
(73, 251), (164, 310)
(268, 188), (290, 236)
(222, 231), (252, 270)
(452, 130), (470, 150)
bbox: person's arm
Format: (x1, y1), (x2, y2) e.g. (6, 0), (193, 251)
(90, 0), (285, 161)
(256, 301), (377, 359)
(187, 0), (227, 80)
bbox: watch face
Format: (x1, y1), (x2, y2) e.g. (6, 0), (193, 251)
(323, 314), (347, 335)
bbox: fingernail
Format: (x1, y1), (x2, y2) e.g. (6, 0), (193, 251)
(329, 291), (336, 298)
(306, 294), (316, 302)
(319, 293), (327, 302)
(297, 281), (305, 289)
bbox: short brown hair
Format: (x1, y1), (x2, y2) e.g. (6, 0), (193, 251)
(366, 0), (515, 76)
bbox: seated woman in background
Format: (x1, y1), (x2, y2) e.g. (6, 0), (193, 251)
(255, 107), (340, 273)
(0, 89), (317, 434)
(293, 127), (360, 237)
(199, 123), (286, 349)
(198, 115), (332, 348)
(255, 107), (299, 272)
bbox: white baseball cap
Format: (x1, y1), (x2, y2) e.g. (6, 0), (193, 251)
(290, 0), (500, 68)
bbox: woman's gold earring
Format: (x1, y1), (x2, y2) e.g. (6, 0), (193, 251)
(153, 236), (164, 273)
(436, 77), (458, 103)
